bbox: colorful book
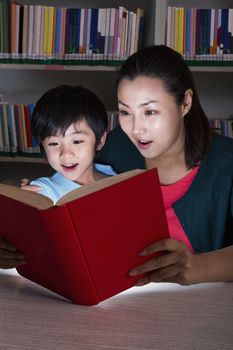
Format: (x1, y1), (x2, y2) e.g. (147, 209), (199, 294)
(0, 168), (169, 305)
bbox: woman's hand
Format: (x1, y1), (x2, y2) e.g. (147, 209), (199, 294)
(0, 237), (26, 269)
(129, 238), (203, 286)
(20, 178), (40, 192)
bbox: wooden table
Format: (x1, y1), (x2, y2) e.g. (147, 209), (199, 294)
(1, 270), (233, 350)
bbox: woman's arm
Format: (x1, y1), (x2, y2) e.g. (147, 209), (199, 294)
(129, 239), (233, 285)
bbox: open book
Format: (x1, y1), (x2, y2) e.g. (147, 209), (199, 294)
(0, 168), (169, 305)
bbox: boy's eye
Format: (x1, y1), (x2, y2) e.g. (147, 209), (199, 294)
(73, 140), (83, 144)
(48, 142), (59, 146)
(119, 110), (130, 117)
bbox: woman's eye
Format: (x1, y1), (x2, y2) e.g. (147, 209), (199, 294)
(73, 140), (83, 144)
(119, 110), (130, 117)
(145, 110), (157, 116)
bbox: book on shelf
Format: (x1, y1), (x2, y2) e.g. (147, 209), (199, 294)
(0, 168), (169, 305)
(166, 5), (233, 64)
(0, 1), (145, 65)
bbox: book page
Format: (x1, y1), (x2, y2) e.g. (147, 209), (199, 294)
(57, 168), (144, 206)
(0, 169), (145, 210)
(0, 183), (54, 210)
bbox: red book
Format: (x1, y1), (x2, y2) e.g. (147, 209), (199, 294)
(0, 168), (169, 305)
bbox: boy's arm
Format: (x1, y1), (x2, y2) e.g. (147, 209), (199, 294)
(0, 237), (26, 269)
(21, 178), (40, 192)
(0, 178), (38, 269)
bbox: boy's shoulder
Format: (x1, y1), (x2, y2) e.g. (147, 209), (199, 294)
(94, 163), (118, 176)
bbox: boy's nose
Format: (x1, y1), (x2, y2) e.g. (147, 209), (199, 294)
(60, 146), (74, 157)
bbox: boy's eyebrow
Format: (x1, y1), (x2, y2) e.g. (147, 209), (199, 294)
(118, 100), (158, 108)
(72, 130), (89, 135)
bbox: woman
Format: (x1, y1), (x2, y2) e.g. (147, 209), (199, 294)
(99, 45), (233, 285)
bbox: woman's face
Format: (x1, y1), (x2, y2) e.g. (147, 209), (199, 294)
(118, 76), (189, 164)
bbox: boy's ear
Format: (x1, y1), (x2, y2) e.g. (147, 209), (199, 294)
(181, 89), (193, 118)
(96, 131), (107, 151)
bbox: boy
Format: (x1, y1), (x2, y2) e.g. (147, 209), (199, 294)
(0, 85), (117, 269)
(29, 85), (117, 203)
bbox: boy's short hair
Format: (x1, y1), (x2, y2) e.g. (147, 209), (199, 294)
(31, 85), (108, 148)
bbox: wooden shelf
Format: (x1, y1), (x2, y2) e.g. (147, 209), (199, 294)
(190, 66), (233, 72)
(0, 63), (233, 72)
(0, 63), (119, 71)
(0, 156), (46, 163)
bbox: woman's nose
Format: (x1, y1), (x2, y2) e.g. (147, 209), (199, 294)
(132, 117), (145, 134)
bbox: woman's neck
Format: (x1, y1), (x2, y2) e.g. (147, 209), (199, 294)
(145, 153), (189, 186)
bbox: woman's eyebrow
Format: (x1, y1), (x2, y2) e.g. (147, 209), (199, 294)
(118, 99), (158, 108)
(139, 100), (158, 107)
(118, 100), (128, 107)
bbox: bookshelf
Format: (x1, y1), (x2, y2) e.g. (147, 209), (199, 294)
(0, 0), (233, 183)
(153, 0), (233, 124)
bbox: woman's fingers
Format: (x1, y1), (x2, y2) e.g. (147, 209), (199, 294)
(129, 238), (196, 286)
(139, 238), (186, 256)
(129, 250), (180, 276)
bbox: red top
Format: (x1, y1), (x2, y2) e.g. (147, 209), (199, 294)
(161, 167), (199, 253)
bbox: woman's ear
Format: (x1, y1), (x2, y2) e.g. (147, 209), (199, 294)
(96, 131), (107, 151)
(181, 89), (193, 118)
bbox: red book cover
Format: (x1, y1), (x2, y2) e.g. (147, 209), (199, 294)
(0, 168), (169, 305)
(23, 105), (32, 148)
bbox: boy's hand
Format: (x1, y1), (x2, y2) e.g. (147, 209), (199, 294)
(0, 237), (26, 269)
(129, 238), (203, 286)
(20, 178), (40, 192)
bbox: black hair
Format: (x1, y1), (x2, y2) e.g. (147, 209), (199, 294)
(31, 85), (108, 149)
(116, 45), (212, 169)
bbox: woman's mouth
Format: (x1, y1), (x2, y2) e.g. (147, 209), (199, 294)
(137, 140), (152, 150)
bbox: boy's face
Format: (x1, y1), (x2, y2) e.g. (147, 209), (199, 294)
(42, 120), (104, 185)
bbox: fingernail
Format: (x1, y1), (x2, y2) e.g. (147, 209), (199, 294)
(129, 269), (138, 276)
(135, 280), (145, 286)
(139, 249), (149, 256)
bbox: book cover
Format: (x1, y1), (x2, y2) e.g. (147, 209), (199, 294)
(89, 8), (98, 54)
(2, 0), (10, 57)
(0, 168), (169, 305)
(23, 105), (32, 151)
(6, 104), (17, 154)
(18, 3), (23, 55)
(27, 4), (34, 59)
(22, 4), (28, 59)
(0, 103), (10, 153)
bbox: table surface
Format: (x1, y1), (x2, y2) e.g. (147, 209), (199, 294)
(1, 269), (233, 350)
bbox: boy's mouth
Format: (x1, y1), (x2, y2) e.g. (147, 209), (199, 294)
(61, 163), (78, 170)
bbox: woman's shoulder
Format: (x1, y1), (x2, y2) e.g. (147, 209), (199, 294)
(202, 134), (233, 176)
(211, 133), (233, 154)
